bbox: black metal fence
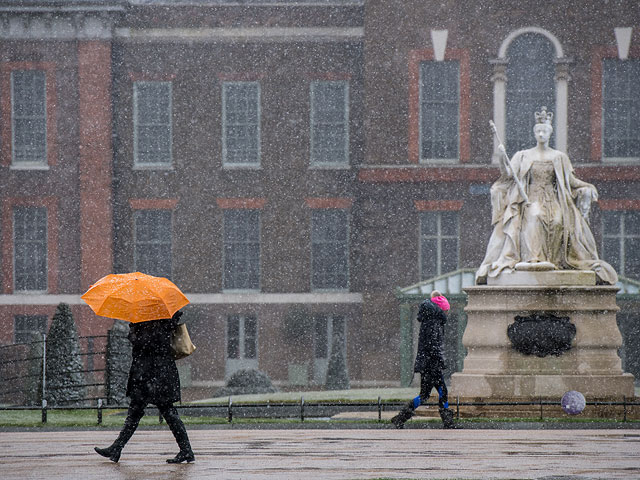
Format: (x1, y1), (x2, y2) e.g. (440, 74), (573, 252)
(1, 396), (639, 425)
(0, 333), (128, 408)
(2, 336), (638, 425)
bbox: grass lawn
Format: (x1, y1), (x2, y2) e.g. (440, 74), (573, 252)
(1, 387), (637, 427)
(189, 387), (418, 404)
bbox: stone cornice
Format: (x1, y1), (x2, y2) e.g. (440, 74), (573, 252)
(357, 164), (640, 183)
(0, 10), (122, 39)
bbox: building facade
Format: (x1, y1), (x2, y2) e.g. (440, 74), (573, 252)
(1, 0), (639, 396)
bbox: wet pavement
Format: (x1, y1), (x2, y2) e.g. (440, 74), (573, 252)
(1, 427), (639, 479)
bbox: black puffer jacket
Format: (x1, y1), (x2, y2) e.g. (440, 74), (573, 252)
(126, 317), (181, 405)
(413, 299), (447, 374)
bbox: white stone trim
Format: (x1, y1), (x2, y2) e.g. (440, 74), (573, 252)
(497, 26), (564, 59)
(186, 292), (363, 304)
(0, 13), (116, 39)
(430, 29), (448, 62)
(0, 292), (363, 306)
(493, 27), (568, 160)
(614, 27), (633, 60)
(115, 27), (364, 43)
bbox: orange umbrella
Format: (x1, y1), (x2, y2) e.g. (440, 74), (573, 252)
(81, 272), (190, 323)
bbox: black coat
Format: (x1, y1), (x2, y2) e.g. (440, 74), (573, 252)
(413, 299), (447, 374)
(126, 318), (181, 405)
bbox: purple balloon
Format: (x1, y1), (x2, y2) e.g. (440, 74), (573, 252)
(561, 390), (586, 415)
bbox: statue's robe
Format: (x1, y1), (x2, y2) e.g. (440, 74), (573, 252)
(476, 148), (618, 285)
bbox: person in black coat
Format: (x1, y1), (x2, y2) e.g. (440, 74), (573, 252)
(391, 290), (455, 429)
(95, 311), (194, 463)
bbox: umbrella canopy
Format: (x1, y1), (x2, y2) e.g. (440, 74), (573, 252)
(81, 272), (190, 323)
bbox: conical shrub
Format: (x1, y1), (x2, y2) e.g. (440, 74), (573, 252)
(24, 332), (44, 406)
(105, 320), (131, 406)
(45, 303), (86, 405)
(325, 327), (350, 390)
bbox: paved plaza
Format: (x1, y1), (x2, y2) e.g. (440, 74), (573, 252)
(1, 427), (639, 479)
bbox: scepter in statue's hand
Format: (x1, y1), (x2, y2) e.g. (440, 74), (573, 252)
(490, 120), (529, 203)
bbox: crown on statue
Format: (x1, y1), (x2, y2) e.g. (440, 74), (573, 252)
(535, 106), (553, 125)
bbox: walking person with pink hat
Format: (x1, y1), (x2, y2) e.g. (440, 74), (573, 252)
(391, 290), (456, 429)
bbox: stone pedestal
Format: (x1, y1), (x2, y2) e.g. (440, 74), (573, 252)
(450, 276), (635, 399)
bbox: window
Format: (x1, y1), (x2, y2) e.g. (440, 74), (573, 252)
(312, 314), (346, 384)
(419, 211), (459, 280)
(225, 314), (258, 377)
(133, 81), (172, 167)
(13, 206), (47, 292)
(506, 33), (555, 155)
(12, 70), (47, 165)
(419, 61), (459, 161)
(311, 210), (349, 290)
(602, 211), (640, 280)
(227, 314), (257, 360)
(223, 210), (260, 290)
(310, 81), (349, 166)
(314, 315), (330, 360)
(222, 82), (260, 166)
(603, 59), (640, 159)
(14, 315), (48, 344)
(134, 210), (172, 278)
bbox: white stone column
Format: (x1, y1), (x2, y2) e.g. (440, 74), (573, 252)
(490, 59), (508, 164)
(554, 59), (572, 154)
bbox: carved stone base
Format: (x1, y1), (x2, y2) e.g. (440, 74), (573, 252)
(450, 373), (635, 398)
(450, 284), (636, 399)
(488, 269), (596, 286)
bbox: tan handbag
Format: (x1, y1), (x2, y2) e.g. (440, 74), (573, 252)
(171, 323), (196, 360)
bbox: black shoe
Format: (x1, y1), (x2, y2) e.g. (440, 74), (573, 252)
(167, 450), (195, 464)
(94, 446), (121, 463)
(390, 413), (405, 429)
(439, 408), (456, 429)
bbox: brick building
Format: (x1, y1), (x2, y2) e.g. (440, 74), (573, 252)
(1, 0), (638, 396)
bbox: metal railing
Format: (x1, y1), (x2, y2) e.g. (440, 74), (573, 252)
(1, 395), (638, 425)
(0, 334), (128, 408)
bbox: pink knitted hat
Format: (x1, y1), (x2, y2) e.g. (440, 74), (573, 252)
(431, 295), (450, 312)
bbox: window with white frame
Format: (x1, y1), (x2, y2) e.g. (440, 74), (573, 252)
(312, 314), (346, 384)
(227, 314), (257, 361)
(13, 206), (47, 292)
(603, 59), (640, 160)
(505, 33), (555, 155)
(133, 81), (172, 167)
(310, 81), (349, 166)
(223, 210), (260, 290)
(311, 210), (349, 290)
(11, 70), (47, 166)
(14, 315), (48, 344)
(134, 209), (172, 279)
(419, 61), (459, 161)
(602, 211), (640, 280)
(419, 211), (459, 280)
(222, 82), (260, 166)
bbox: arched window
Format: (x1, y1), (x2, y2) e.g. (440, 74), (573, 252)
(505, 33), (556, 154)
(491, 28), (568, 162)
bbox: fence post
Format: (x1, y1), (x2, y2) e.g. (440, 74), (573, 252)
(300, 396), (305, 422)
(97, 398), (103, 425)
(623, 396), (627, 422)
(227, 396), (232, 423)
(41, 399), (47, 424)
(539, 397), (543, 421)
(456, 395), (460, 420)
(377, 396), (382, 422)
(41, 334), (47, 407)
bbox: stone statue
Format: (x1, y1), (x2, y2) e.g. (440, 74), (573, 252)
(476, 107), (617, 285)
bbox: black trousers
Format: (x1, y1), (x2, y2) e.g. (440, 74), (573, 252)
(417, 371), (449, 409)
(113, 399), (192, 453)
